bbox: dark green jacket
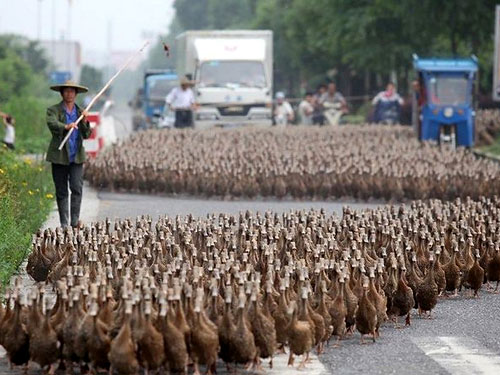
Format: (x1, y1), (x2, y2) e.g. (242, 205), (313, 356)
(46, 101), (91, 165)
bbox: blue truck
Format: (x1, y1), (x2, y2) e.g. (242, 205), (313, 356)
(412, 55), (478, 147)
(133, 69), (178, 130)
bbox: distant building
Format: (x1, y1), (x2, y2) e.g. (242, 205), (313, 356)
(40, 40), (82, 83)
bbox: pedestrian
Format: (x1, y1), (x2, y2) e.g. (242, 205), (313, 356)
(298, 92), (315, 125)
(273, 91), (294, 126)
(312, 84), (327, 125)
(165, 76), (196, 128)
(1, 112), (16, 150)
(372, 82), (404, 124)
(46, 80), (91, 228)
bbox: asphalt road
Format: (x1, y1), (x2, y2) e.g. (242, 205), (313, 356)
(95, 191), (500, 375)
(2, 102), (498, 375)
(99, 103), (500, 375)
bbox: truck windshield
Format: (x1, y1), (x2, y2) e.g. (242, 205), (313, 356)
(428, 74), (469, 106)
(147, 77), (177, 101)
(199, 61), (266, 88)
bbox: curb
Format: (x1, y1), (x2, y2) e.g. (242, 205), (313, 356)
(472, 150), (500, 164)
(41, 181), (101, 230)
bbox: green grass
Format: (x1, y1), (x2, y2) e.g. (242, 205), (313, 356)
(478, 135), (500, 156)
(0, 146), (53, 286)
(0, 95), (53, 154)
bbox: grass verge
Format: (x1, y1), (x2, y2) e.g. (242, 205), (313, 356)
(478, 135), (500, 156)
(0, 145), (53, 286)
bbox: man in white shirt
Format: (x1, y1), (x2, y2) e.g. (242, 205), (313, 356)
(1, 112), (15, 150)
(298, 92), (314, 125)
(273, 91), (294, 126)
(165, 76), (196, 128)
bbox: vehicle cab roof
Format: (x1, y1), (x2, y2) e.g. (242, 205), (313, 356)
(412, 54), (478, 73)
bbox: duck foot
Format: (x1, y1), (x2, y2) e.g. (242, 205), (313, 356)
(405, 313), (412, 326)
(193, 362), (201, 375)
(47, 364), (56, 375)
(277, 345), (286, 354)
(331, 337), (342, 348)
(297, 353), (309, 370)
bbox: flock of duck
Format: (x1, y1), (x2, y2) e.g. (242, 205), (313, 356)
(476, 109), (500, 146)
(0, 196), (498, 374)
(85, 125), (500, 201)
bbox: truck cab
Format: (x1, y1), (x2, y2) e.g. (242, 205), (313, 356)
(176, 30), (273, 128)
(412, 55), (478, 147)
(142, 69), (178, 129)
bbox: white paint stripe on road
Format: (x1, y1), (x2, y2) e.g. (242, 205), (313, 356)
(413, 336), (500, 375)
(266, 351), (328, 375)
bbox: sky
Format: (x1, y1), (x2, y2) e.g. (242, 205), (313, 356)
(0, 0), (175, 66)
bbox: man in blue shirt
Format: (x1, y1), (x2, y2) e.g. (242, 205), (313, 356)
(46, 81), (91, 228)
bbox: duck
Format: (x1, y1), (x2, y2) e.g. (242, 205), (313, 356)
(86, 300), (111, 374)
(355, 278), (378, 344)
(389, 268), (414, 327)
(3, 290), (30, 371)
(443, 246), (461, 296)
(190, 291), (219, 375)
(329, 276), (347, 346)
(156, 297), (188, 374)
(232, 293), (258, 371)
(248, 286), (277, 369)
(108, 300), (139, 375)
(467, 250), (485, 298)
(28, 290), (60, 375)
(286, 300), (313, 370)
(136, 299), (165, 374)
(487, 245), (500, 293)
(416, 254), (438, 318)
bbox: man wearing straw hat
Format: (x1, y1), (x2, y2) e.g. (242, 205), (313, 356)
(46, 80), (91, 228)
(165, 75), (196, 128)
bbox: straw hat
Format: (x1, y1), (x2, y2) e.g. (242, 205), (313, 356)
(180, 76), (194, 86)
(50, 80), (88, 93)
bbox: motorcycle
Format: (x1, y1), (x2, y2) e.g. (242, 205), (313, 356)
(374, 100), (400, 125)
(322, 101), (343, 126)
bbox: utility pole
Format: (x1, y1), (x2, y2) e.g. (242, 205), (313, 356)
(37, 0), (44, 40)
(66, 0), (73, 74)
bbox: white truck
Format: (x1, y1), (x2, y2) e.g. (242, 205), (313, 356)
(176, 30), (273, 127)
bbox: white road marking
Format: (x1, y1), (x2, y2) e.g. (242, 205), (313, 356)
(266, 352), (328, 375)
(413, 336), (500, 375)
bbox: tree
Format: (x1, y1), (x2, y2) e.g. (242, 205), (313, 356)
(0, 34), (49, 74)
(80, 64), (103, 93)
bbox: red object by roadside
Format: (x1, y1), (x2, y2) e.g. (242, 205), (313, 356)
(83, 112), (103, 158)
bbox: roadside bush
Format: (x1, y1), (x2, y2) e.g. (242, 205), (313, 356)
(0, 96), (53, 154)
(0, 146), (53, 286)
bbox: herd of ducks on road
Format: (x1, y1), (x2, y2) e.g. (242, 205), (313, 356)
(0, 196), (498, 374)
(476, 109), (500, 146)
(85, 126), (500, 201)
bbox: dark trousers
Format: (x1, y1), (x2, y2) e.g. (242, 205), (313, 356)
(51, 163), (83, 227)
(2, 140), (14, 150)
(174, 110), (193, 128)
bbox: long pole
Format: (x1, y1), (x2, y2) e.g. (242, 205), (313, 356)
(58, 41), (150, 150)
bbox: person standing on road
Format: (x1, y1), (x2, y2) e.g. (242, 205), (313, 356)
(1, 112), (16, 150)
(166, 76), (196, 128)
(298, 92), (315, 125)
(46, 81), (91, 228)
(273, 91), (294, 126)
